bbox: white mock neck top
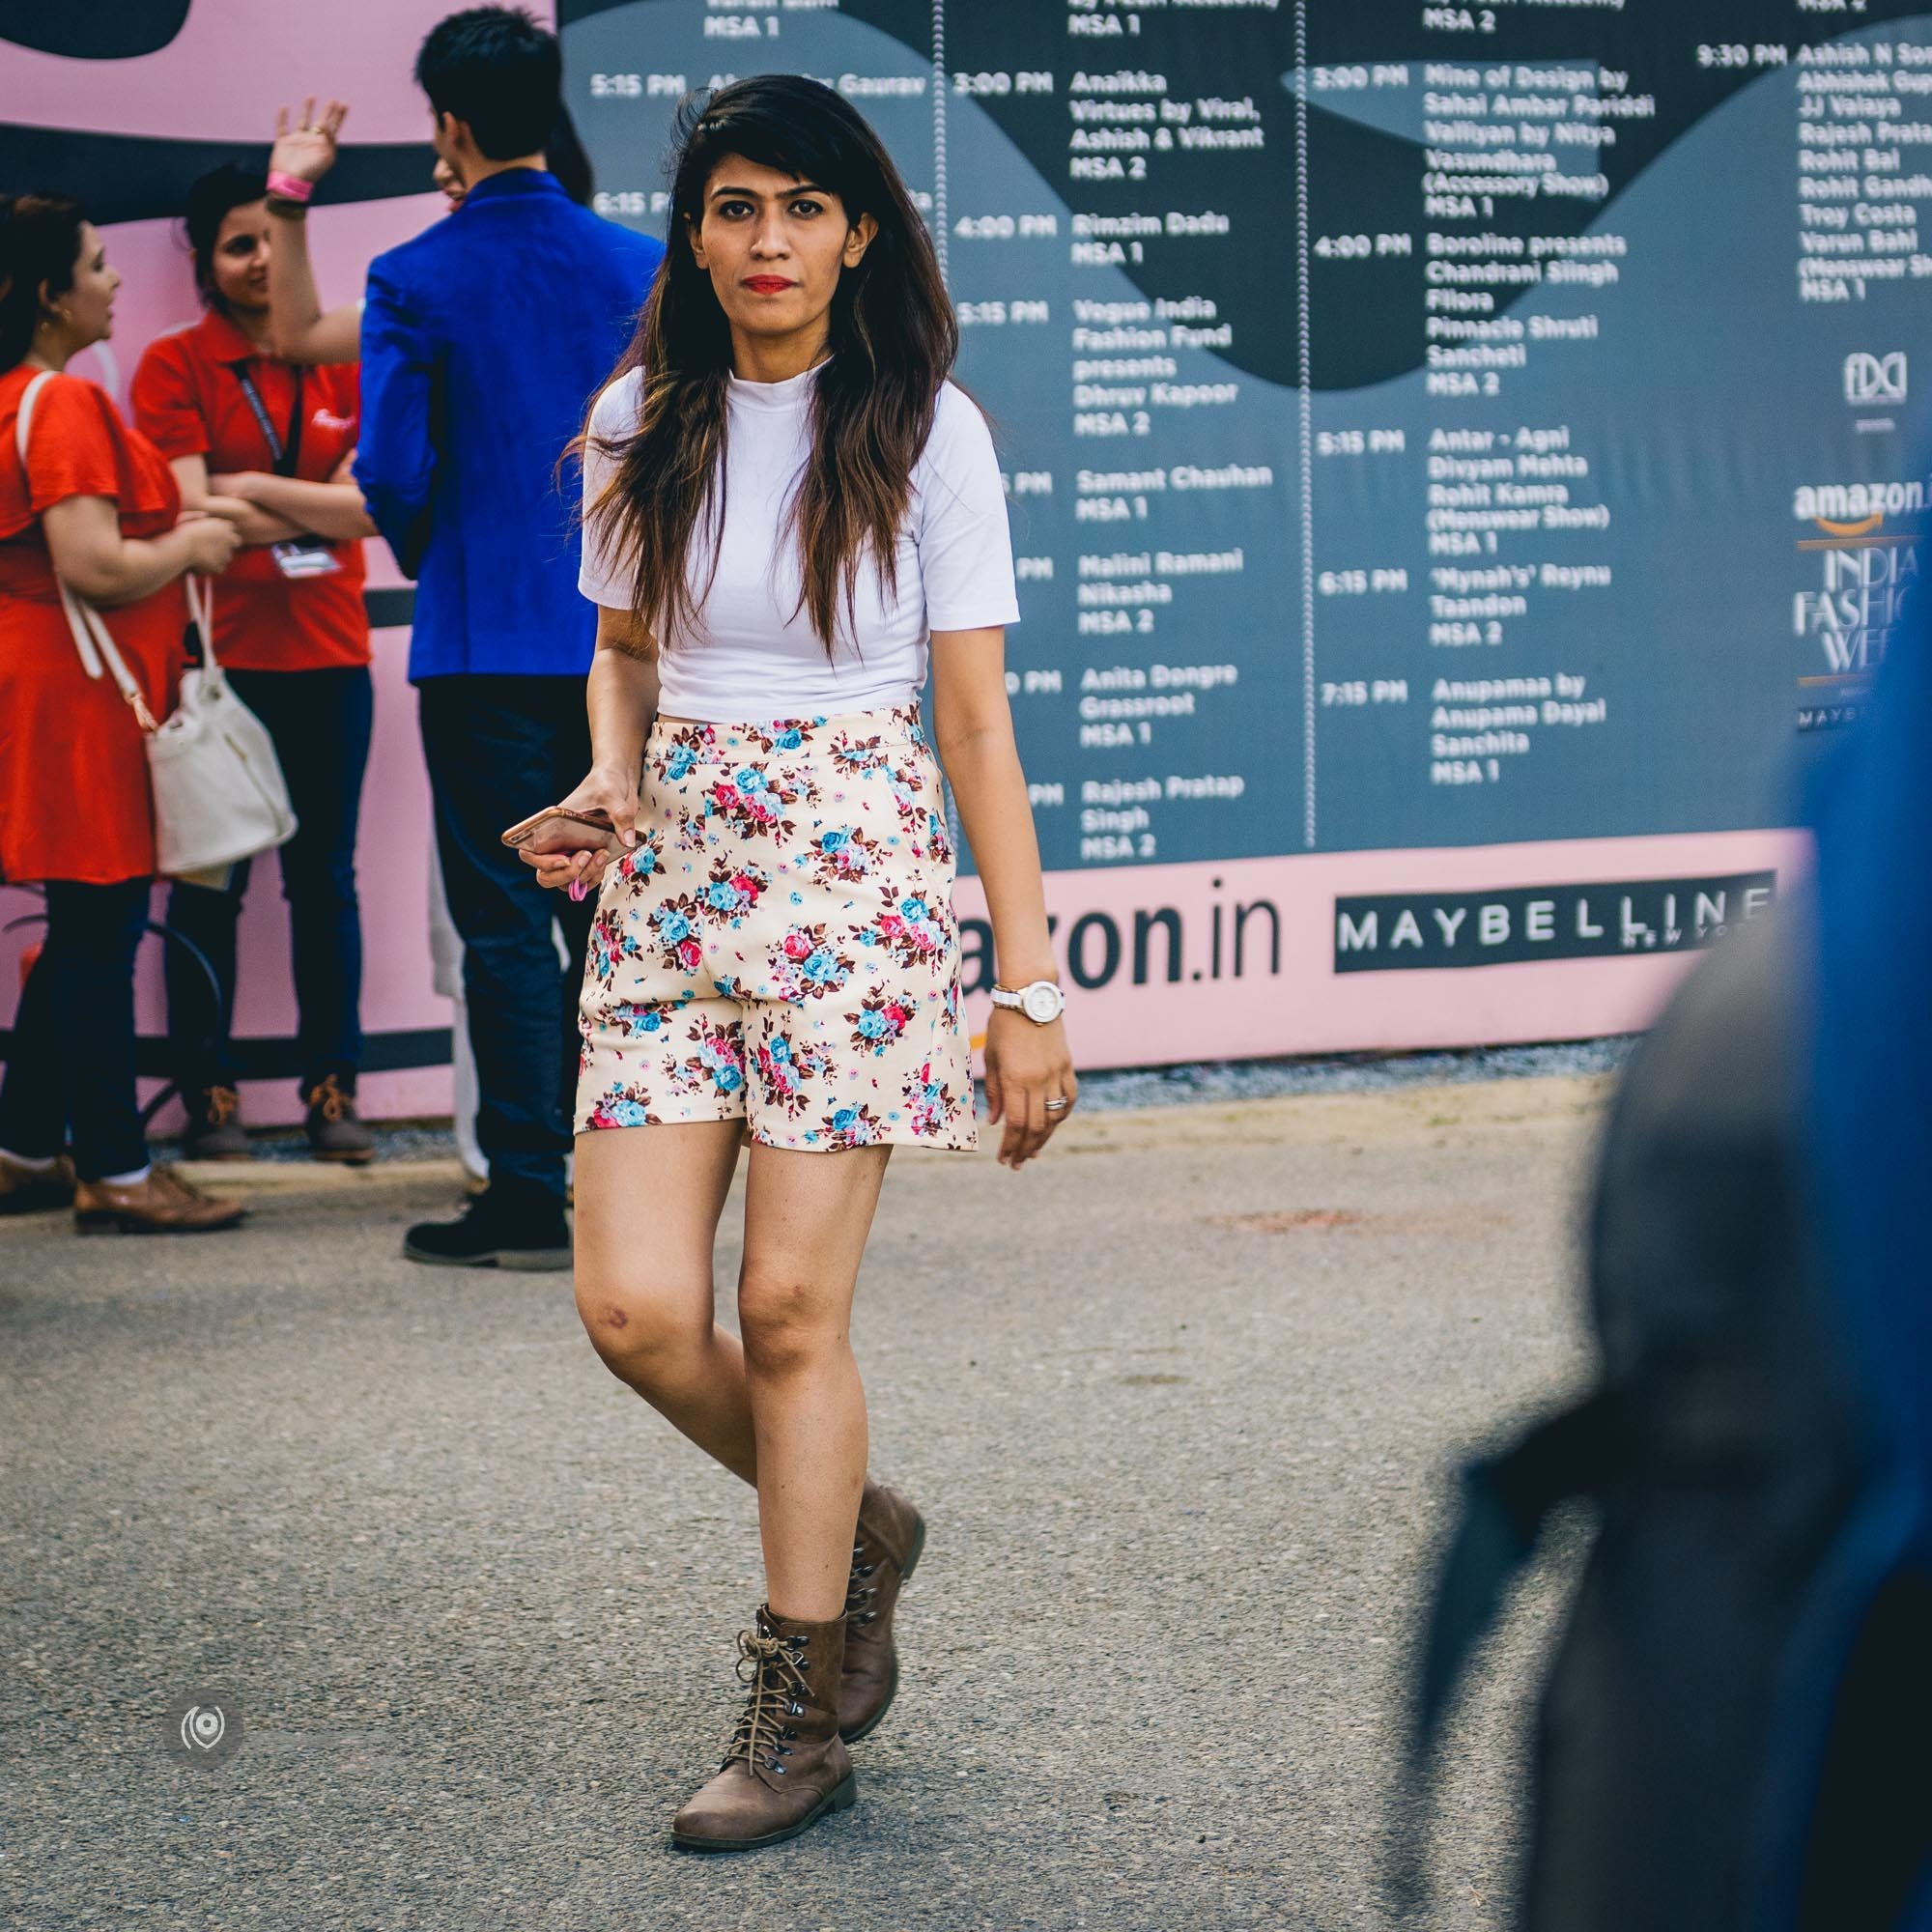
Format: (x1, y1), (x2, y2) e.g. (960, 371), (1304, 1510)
(579, 363), (1020, 722)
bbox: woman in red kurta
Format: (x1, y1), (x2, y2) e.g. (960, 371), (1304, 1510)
(132, 163), (379, 1164)
(0, 193), (244, 1234)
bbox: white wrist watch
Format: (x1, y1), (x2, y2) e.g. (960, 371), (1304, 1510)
(990, 979), (1065, 1025)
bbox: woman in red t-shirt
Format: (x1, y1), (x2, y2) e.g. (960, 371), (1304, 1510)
(131, 165), (380, 1164)
(0, 193), (244, 1234)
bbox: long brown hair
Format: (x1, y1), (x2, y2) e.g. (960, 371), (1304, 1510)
(581, 75), (959, 653)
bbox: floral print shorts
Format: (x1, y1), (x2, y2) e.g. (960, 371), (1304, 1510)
(575, 704), (977, 1153)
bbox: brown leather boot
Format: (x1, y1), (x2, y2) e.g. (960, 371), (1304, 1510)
(0, 1150), (75, 1215)
(670, 1605), (856, 1852)
(74, 1166), (246, 1235)
(181, 1085), (252, 1161)
(303, 1075), (375, 1164)
(838, 1481), (927, 1743)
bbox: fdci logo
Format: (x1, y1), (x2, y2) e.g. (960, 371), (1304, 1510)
(1844, 352), (1908, 409)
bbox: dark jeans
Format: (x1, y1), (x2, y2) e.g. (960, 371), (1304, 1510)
(164, 666), (373, 1100)
(0, 878), (152, 1179)
(417, 674), (595, 1200)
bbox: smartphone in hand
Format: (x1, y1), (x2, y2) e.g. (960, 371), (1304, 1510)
(499, 805), (622, 853)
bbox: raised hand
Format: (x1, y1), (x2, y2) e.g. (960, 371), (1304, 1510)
(270, 98), (349, 185)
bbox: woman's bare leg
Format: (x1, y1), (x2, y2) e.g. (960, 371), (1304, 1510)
(736, 1143), (893, 1621)
(572, 1121), (760, 1483)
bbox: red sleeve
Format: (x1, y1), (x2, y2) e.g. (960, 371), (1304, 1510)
(129, 334), (211, 462)
(22, 373), (125, 512)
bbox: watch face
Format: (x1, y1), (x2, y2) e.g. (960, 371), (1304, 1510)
(1022, 981), (1063, 1024)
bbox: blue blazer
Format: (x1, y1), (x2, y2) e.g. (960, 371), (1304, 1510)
(356, 169), (663, 680)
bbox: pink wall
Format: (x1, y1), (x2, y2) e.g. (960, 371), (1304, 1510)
(0, 4), (468, 1129)
(956, 829), (1809, 1068)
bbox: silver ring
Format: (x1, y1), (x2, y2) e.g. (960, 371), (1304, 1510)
(1043, 1097), (1069, 1112)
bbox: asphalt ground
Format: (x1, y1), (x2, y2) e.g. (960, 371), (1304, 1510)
(2, 1075), (1609, 1931)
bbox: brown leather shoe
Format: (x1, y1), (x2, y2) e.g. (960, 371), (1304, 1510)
(74, 1165), (246, 1235)
(0, 1150), (75, 1215)
(838, 1481), (927, 1743)
(304, 1074), (374, 1164)
(182, 1086), (252, 1161)
(670, 1605), (856, 1852)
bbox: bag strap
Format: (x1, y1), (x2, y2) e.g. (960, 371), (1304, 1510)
(15, 368), (161, 732)
(184, 572), (220, 676)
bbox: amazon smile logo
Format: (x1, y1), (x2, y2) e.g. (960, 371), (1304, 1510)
(1793, 478), (1929, 527)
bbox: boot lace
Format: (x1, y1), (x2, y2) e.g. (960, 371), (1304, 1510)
(844, 1537), (879, 1627)
(721, 1625), (811, 1775)
(307, 1074), (350, 1122)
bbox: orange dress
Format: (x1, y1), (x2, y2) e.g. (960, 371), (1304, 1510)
(0, 365), (186, 885)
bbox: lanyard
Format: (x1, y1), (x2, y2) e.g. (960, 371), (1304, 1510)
(227, 361), (304, 478)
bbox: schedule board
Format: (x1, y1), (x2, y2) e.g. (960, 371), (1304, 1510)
(564, 0), (1927, 1062)
(2, 3), (1924, 1108)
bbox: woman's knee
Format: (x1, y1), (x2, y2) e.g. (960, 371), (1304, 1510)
(574, 1275), (709, 1382)
(738, 1274), (845, 1381)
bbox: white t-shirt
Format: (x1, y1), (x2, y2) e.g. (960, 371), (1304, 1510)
(578, 364), (1020, 721)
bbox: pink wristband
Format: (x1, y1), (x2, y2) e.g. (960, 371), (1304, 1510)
(266, 171), (315, 205)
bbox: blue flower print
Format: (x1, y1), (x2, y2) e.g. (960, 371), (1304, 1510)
(706, 880), (741, 912)
(667, 745), (697, 780)
(803, 947), (842, 985)
(769, 1036), (793, 1064)
(655, 907), (693, 945)
(713, 1065), (744, 1095)
(610, 1098), (648, 1126)
(774, 726), (804, 751)
(819, 827), (852, 853)
(831, 1106), (859, 1133)
(732, 765), (769, 795)
(857, 1009), (890, 1039)
(900, 896), (928, 923)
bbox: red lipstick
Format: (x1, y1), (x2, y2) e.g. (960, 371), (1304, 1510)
(742, 275), (794, 295)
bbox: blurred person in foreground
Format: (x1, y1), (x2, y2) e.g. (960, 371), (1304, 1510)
(1403, 574), (1932, 1925)
(0, 193), (244, 1234)
(349, 7), (662, 1267)
(132, 163), (379, 1164)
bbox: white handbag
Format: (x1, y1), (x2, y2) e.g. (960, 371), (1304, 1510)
(15, 369), (298, 883)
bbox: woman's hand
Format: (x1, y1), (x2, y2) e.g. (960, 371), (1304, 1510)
(518, 765), (640, 896)
(178, 517), (242, 576)
(270, 99), (348, 185)
(982, 1007), (1077, 1169)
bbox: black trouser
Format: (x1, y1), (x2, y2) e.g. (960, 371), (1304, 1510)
(0, 877), (152, 1180)
(416, 674), (595, 1201)
(164, 666), (374, 1101)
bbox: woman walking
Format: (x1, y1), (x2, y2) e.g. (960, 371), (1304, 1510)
(0, 194), (244, 1233)
(517, 77), (1074, 1849)
(131, 163), (379, 1161)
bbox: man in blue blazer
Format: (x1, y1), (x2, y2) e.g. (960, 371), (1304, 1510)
(356, 7), (664, 1268)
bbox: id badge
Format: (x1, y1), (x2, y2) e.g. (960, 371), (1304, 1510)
(270, 539), (341, 580)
